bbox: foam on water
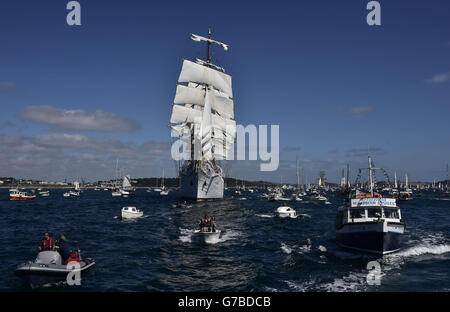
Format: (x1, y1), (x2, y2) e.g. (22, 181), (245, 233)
(281, 243), (292, 254)
(178, 228), (194, 243)
(256, 214), (274, 218)
(178, 228), (242, 244)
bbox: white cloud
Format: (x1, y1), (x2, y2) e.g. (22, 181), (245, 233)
(0, 81), (15, 90)
(426, 72), (450, 84)
(349, 106), (375, 118)
(18, 105), (141, 132)
(0, 133), (172, 181)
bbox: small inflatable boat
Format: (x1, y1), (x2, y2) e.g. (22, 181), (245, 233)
(14, 250), (95, 288)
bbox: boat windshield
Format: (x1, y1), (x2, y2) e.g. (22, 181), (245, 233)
(350, 209), (365, 219)
(367, 208), (382, 218)
(383, 208), (400, 219)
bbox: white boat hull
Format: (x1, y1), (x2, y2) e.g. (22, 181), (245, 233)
(192, 230), (221, 244)
(121, 211), (143, 219)
(179, 169), (223, 200)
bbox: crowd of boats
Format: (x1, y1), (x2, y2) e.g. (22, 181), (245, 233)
(5, 30), (450, 288)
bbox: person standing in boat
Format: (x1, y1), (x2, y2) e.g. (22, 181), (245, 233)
(199, 218), (205, 232)
(211, 217), (216, 232)
(56, 234), (77, 264)
(203, 214), (210, 232)
(38, 232), (55, 251)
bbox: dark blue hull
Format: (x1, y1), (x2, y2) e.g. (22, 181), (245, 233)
(336, 231), (403, 255)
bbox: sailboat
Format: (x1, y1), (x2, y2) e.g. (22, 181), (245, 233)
(160, 169), (169, 196)
(63, 181), (81, 197)
(111, 159), (122, 197)
(398, 174), (412, 201)
(121, 175), (136, 197)
(445, 164), (449, 197)
(169, 30), (236, 200)
(291, 157), (303, 201)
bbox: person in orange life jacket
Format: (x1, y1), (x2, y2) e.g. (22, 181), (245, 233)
(38, 232), (55, 251)
(56, 234), (77, 264)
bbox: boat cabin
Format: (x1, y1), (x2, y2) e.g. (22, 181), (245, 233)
(336, 198), (401, 228)
(122, 207), (139, 212)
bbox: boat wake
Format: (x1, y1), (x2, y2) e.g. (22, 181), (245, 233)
(256, 214), (274, 218)
(281, 243), (292, 254)
(280, 239), (312, 255)
(178, 228), (242, 244)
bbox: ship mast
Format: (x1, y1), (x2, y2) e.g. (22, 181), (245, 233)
(368, 156), (374, 196)
(207, 28), (212, 65)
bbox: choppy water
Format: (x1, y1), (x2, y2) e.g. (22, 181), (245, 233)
(1, 188), (449, 291)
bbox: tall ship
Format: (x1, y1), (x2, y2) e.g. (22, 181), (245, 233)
(335, 156), (405, 254)
(169, 30), (236, 200)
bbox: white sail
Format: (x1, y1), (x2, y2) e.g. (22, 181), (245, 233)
(74, 181), (80, 190)
(174, 84), (234, 119)
(190, 33), (229, 51)
(170, 105), (236, 138)
(178, 60), (233, 97)
(200, 88), (213, 160)
(122, 175), (132, 188)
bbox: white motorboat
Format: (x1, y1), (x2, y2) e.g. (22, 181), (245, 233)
(63, 190), (80, 197)
(160, 187), (169, 196)
(39, 190), (50, 197)
(308, 190), (327, 203)
(121, 206), (143, 219)
(111, 188), (122, 197)
(192, 229), (221, 244)
(276, 206), (297, 218)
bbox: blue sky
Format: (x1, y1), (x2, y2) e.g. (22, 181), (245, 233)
(0, 0), (449, 183)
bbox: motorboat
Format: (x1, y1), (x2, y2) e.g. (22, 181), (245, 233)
(160, 187), (169, 196)
(308, 190), (327, 203)
(14, 249), (95, 288)
(39, 190), (50, 197)
(276, 205), (297, 218)
(291, 193), (303, 201)
(111, 188), (122, 197)
(397, 191), (412, 201)
(63, 190), (80, 197)
(192, 229), (221, 244)
(121, 206), (143, 219)
(335, 156), (405, 255)
(10, 190), (36, 200)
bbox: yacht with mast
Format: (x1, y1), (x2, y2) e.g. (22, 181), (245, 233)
(335, 156), (405, 254)
(169, 30), (236, 200)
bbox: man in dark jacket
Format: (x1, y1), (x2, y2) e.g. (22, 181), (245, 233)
(56, 234), (76, 264)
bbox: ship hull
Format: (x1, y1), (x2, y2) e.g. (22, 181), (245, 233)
(179, 169), (224, 200)
(336, 222), (404, 255)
